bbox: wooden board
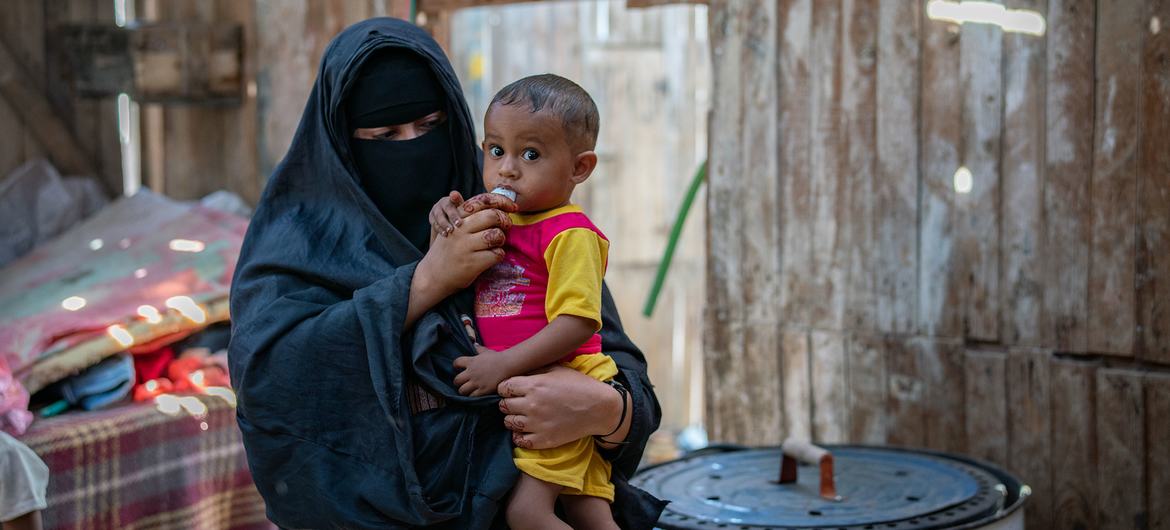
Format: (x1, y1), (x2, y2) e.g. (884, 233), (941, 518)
(846, 333), (886, 443)
(777, 0), (813, 329)
(918, 337), (966, 453)
(873, 0), (917, 335)
(781, 329), (812, 441)
(1147, 372), (1170, 530)
(962, 349), (1007, 466)
(956, 5), (1002, 342)
(1005, 349), (1052, 530)
(734, 0), (783, 446)
(1138, 0), (1170, 362)
(810, 330), (847, 442)
(1043, 0), (1093, 353)
(841, 0), (877, 333)
(916, 7), (962, 339)
(806, 0), (846, 329)
(1000, 0), (1050, 348)
(1095, 369), (1146, 530)
(1050, 358), (1097, 529)
(885, 335), (925, 447)
(1087, 0), (1142, 356)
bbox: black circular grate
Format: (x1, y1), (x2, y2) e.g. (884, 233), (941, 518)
(632, 445), (1011, 530)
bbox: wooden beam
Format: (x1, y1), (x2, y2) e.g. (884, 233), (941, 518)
(0, 37), (96, 177)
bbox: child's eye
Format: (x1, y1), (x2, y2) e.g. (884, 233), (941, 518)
(521, 149), (540, 161)
(489, 145), (504, 157)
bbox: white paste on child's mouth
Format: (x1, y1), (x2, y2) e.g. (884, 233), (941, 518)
(490, 187), (517, 201)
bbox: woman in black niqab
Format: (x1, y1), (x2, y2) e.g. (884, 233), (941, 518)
(229, 18), (664, 529)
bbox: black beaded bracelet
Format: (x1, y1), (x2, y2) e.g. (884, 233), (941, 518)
(594, 379), (630, 445)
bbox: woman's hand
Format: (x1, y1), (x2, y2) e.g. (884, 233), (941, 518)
(429, 191), (466, 240)
(496, 365), (630, 450)
(405, 206), (512, 328)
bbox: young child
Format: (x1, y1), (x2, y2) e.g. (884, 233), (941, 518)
(429, 74), (620, 530)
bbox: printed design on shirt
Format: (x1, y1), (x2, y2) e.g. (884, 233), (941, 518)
(475, 259), (530, 317)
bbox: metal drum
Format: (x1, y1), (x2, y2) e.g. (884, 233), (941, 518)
(632, 444), (1029, 530)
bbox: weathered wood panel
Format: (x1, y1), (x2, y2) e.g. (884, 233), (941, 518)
(704, 0), (782, 444)
(1088, 1), (1142, 356)
(806, 0), (847, 330)
(918, 337), (966, 453)
(1005, 349), (1052, 530)
(1138, 0), (1170, 363)
(781, 329), (812, 440)
(917, 8), (962, 339)
(963, 349), (1007, 465)
(1096, 369), (1146, 530)
(1147, 373), (1170, 530)
(885, 335), (925, 447)
(811, 330), (848, 442)
(873, 0), (917, 335)
(777, 0), (813, 329)
(841, 0), (877, 333)
(1001, 0), (1049, 348)
(957, 8), (1002, 342)
(846, 333), (886, 443)
(1050, 358), (1098, 530)
(1043, 0), (1094, 353)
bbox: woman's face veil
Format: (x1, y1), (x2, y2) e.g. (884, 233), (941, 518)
(345, 49), (456, 251)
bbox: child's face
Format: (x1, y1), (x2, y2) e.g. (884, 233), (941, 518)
(482, 103), (586, 213)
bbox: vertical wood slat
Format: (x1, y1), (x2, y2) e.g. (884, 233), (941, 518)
(1005, 349), (1052, 530)
(841, 0), (878, 334)
(1138, 0), (1170, 362)
(963, 349), (1007, 466)
(737, 0), (783, 445)
(918, 337), (966, 453)
(1050, 358), (1098, 530)
(957, 5), (1003, 342)
(1089, 1), (1143, 356)
(1044, 0), (1094, 353)
(1095, 369), (1146, 530)
(1146, 373), (1170, 529)
(846, 333), (886, 444)
(811, 331), (848, 442)
(1001, 0), (1050, 348)
(778, 0), (813, 329)
(885, 335), (925, 447)
(807, 0), (846, 330)
(874, 0), (917, 335)
(917, 9), (962, 339)
(704, 0), (782, 445)
(781, 329), (812, 440)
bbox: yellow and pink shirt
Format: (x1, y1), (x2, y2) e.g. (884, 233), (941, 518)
(474, 204), (609, 361)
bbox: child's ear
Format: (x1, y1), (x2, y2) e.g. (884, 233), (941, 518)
(570, 151), (598, 184)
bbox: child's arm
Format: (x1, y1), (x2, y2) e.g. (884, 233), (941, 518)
(453, 314), (595, 396)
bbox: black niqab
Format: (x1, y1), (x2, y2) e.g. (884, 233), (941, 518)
(229, 18), (665, 529)
(347, 49), (452, 250)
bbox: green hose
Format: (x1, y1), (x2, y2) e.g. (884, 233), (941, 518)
(642, 160), (707, 317)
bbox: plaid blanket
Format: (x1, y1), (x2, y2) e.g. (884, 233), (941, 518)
(19, 394), (273, 530)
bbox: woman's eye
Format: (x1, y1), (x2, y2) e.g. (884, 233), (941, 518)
(489, 145), (504, 157)
(521, 149), (540, 161)
(374, 128), (398, 140)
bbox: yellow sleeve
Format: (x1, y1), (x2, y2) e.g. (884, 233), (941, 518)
(543, 228), (609, 329)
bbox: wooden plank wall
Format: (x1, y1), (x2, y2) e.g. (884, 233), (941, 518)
(0, 0), (121, 193)
(450, 1), (711, 433)
(705, 1), (1170, 528)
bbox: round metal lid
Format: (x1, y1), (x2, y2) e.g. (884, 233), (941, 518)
(632, 445), (1009, 529)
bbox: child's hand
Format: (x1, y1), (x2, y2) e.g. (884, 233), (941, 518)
(453, 345), (514, 397)
(429, 191), (468, 239)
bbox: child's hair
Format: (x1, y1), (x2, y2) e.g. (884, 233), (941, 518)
(489, 74), (599, 152)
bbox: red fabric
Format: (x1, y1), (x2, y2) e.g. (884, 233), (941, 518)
(133, 346), (175, 384)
